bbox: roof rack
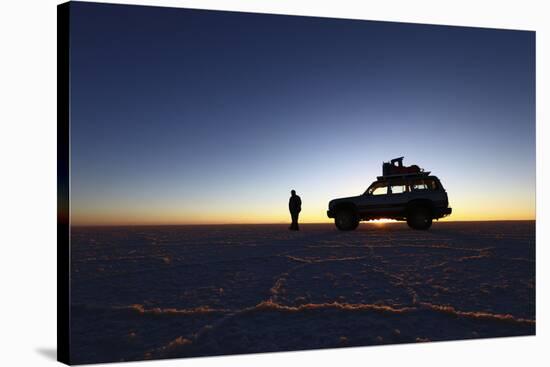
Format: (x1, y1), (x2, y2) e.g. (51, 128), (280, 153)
(377, 171), (431, 181)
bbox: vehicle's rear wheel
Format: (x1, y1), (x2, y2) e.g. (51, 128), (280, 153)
(407, 206), (433, 230)
(335, 209), (359, 231)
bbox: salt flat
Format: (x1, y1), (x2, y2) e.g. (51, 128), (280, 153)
(70, 221), (535, 364)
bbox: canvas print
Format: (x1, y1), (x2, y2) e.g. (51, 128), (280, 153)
(57, 1), (536, 364)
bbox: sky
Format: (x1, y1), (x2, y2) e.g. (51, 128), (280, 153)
(69, 2), (536, 225)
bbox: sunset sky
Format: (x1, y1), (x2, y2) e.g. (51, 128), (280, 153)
(69, 2), (535, 225)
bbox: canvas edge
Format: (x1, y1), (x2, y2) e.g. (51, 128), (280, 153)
(57, 1), (71, 365)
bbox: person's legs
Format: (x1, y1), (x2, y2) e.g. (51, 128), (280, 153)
(290, 212), (298, 230)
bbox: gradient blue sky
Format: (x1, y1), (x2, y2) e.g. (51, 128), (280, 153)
(69, 2), (535, 224)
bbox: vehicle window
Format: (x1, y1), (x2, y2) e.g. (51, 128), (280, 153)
(390, 183), (407, 194)
(412, 181), (428, 190)
(411, 178), (438, 191)
(369, 183), (388, 195)
(428, 179), (438, 190)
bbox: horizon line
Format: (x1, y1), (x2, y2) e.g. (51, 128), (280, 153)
(70, 219), (536, 227)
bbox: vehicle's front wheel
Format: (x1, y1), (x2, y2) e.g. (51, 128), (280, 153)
(407, 206), (433, 230)
(335, 209), (359, 231)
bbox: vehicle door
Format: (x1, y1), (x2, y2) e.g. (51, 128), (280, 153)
(385, 179), (411, 215)
(356, 181), (391, 216)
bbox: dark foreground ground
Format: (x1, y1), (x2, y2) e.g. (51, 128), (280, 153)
(70, 221), (535, 364)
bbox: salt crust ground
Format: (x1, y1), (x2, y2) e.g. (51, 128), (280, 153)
(70, 221), (535, 364)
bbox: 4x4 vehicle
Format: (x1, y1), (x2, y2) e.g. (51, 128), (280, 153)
(327, 164), (452, 230)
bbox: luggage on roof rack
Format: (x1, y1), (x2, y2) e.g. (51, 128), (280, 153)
(381, 157), (426, 178)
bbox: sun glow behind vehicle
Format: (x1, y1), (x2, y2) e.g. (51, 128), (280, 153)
(368, 218), (398, 224)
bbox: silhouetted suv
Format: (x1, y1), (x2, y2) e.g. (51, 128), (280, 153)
(327, 174), (452, 230)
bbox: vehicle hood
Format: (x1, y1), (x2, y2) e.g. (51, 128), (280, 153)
(328, 195), (362, 209)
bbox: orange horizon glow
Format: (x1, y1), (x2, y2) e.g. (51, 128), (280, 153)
(71, 202), (535, 226)
(70, 219), (536, 227)
(70, 212), (536, 226)
(71, 181), (535, 226)
(70, 203), (536, 226)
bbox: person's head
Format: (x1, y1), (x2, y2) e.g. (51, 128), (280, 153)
(291, 189), (296, 196)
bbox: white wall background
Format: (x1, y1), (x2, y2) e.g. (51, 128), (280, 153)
(0, 0), (548, 366)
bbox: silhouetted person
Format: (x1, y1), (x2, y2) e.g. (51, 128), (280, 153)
(289, 189), (302, 231)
